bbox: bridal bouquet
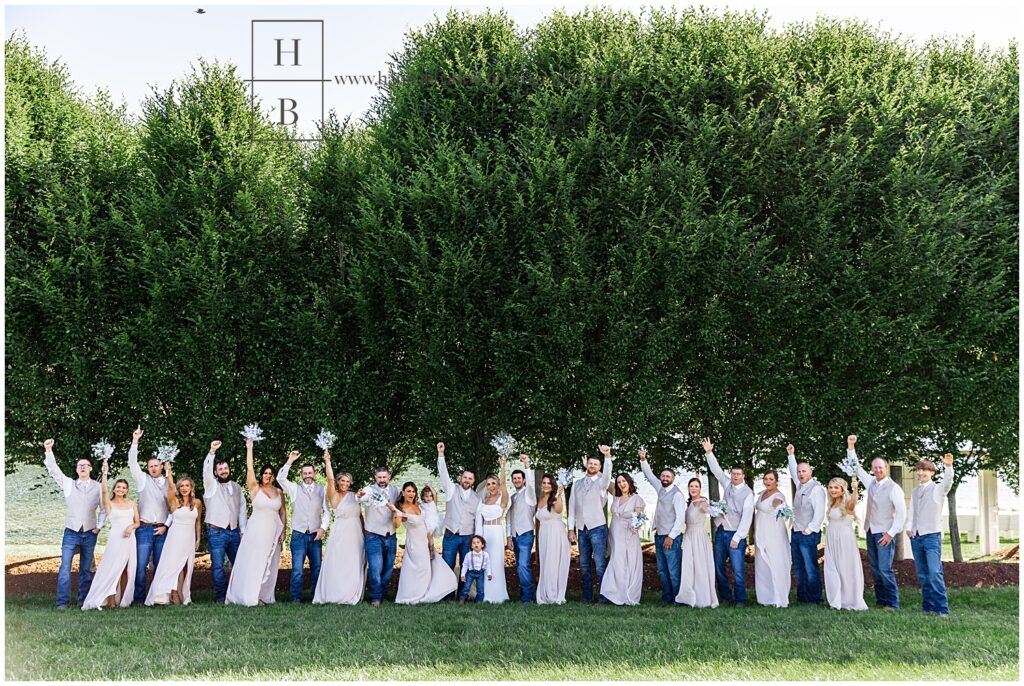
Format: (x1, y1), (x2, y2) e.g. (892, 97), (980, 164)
(631, 511), (649, 531)
(556, 467), (576, 488)
(314, 428), (336, 451)
(837, 452), (860, 477)
(708, 499), (732, 526)
(154, 443), (180, 464)
(367, 489), (389, 508)
(91, 440), (114, 462)
(775, 505), (794, 522)
(240, 423), (265, 442)
(490, 432), (517, 457)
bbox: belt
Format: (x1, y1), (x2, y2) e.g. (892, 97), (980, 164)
(207, 524), (237, 531)
(483, 518), (502, 526)
(140, 521), (164, 527)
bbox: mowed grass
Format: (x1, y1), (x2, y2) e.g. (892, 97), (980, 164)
(4, 588), (1018, 681)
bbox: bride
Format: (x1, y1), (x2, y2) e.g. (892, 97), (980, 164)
(473, 455), (510, 604)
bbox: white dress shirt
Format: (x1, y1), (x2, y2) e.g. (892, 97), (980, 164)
(126, 444), (173, 526)
(705, 451), (754, 543)
(44, 450), (106, 531)
(639, 460), (685, 539)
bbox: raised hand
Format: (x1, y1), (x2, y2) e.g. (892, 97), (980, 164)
(43, 438), (54, 451)
(323, 449), (331, 462)
(519, 454), (529, 468)
(245, 437), (254, 449)
(638, 447), (647, 461)
(702, 437), (714, 453)
(288, 450), (300, 463)
(786, 443), (795, 455)
(436, 442), (445, 455)
(847, 434), (857, 449)
(133, 426), (144, 443)
(102, 461), (109, 476)
(598, 444), (611, 457)
(942, 452), (954, 466)
(499, 454), (506, 468)
(210, 440), (222, 452)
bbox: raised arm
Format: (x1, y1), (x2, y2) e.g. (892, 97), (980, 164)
(203, 440), (221, 496)
(936, 454), (955, 503)
(436, 442), (454, 498)
(598, 444), (613, 490)
(638, 448), (661, 491)
(702, 438), (728, 488)
(553, 486), (565, 515)
(42, 439), (72, 496)
(164, 461), (178, 512)
(244, 438), (257, 493)
(846, 435), (871, 484)
(324, 450), (338, 508)
(521, 455), (537, 506)
(101, 461), (112, 512)
(499, 455), (510, 510)
(277, 451), (299, 500)
(846, 477), (859, 515)
(785, 443), (798, 483)
(128, 426), (146, 492)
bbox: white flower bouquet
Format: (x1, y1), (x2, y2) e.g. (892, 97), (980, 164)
(556, 467), (576, 488)
(490, 432), (517, 457)
(838, 452), (860, 477)
(91, 440), (114, 462)
(314, 428), (336, 451)
(775, 505), (794, 522)
(631, 511), (649, 531)
(154, 443), (180, 463)
(367, 489), (389, 508)
(240, 423), (265, 442)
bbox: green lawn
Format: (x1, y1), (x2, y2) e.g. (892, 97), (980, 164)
(4, 588), (1018, 680)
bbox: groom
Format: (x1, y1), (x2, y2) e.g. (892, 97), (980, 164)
(437, 441), (479, 599)
(357, 466), (400, 606)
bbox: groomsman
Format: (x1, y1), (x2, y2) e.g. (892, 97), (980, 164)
(203, 440), (248, 603)
(786, 443), (826, 604)
(43, 438), (106, 609)
(278, 451), (330, 603)
(436, 441), (480, 597)
(703, 438), (754, 607)
(847, 434), (906, 610)
(505, 454), (537, 603)
(357, 466), (400, 606)
(638, 447), (685, 605)
(568, 444), (613, 603)
(126, 426), (172, 604)
(906, 452), (954, 617)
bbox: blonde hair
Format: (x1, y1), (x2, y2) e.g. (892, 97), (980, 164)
(827, 477), (856, 515)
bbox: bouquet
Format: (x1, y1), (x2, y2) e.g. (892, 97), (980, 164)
(240, 423), (265, 442)
(556, 467), (576, 488)
(837, 452), (860, 477)
(775, 505), (794, 523)
(314, 428), (336, 451)
(367, 489), (389, 508)
(91, 440), (114, 462)
(154, 443), (180, 464)
(630, 511), (649, 531)
(707, 499), (732, 526)
(490, 432), (517, 457)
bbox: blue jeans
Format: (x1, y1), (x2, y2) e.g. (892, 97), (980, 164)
(57, 528), (97, 607)
(713, 528), (747, 604)
(441, 530), (473, 599)
(460, 569), (486, 602)
(791, 530), (822, 603)
(289, 531), (323, 602)
(910, 532), (948, 615)
(207, 526), (241, 602)
(364, 532), (397, 602)
(577, 525), (608, 601)
(511, 531), (535, 603)
(654, 533), (682, 604)
(133, 524), (167, 604)
(867, 530), (900, 608)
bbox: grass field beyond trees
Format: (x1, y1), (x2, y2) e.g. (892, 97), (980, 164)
(4, 588), (1018, 681)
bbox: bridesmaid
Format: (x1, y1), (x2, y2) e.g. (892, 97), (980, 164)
(390, 482), (458, 604)
(535, 474), (569, 605)
(145, 463), (201, 606)
(82, 459), (139, 610)
(599, 472), (646, 606)
(676, 477), (718, 608)
(474, 456), (511, 604)
(225, 438), (286, 606)
(823, 476), (868, 611)
(313, 449), (366, 605)
(753, 469), (792, 607)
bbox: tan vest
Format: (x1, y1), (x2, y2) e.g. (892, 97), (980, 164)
(865, 477), (899, 534)
(653, 484), (681, 535)
(508, 487), (536, 537)
(572, 476), (608, 530)
(204, 480), (243, 529)
(66, 480), (103, 531)
(443, 488), (480, 535)
(363, 484), (399, 536)
(291, 482), (326, 533)
(138, 475), (170, 523)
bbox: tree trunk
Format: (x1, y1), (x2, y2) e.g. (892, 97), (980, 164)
(947, 486), (963, 562)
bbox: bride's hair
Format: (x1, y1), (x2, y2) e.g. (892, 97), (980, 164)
(395, 481), (418, 512)
(539, 474), (559, 511)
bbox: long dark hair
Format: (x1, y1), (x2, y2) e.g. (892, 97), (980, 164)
(258, 464), (277, 487)
(539, 474), (559, 511)
(686, 477), (702, 505)
(395, 481), (418, 512)
(612, 472), (637, 497)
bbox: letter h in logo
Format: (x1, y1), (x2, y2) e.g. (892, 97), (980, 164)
(249, 20), (324, 141)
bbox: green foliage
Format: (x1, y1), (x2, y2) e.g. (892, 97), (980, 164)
(5, 8), (1018, 490)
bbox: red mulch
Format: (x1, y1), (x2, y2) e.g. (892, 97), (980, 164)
(5, 542), (1017, 595)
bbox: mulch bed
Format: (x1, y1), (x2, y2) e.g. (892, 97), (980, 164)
(5, 542), (1017, 595)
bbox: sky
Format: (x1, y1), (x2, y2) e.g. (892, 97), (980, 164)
(4, 0), (1021, 135)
